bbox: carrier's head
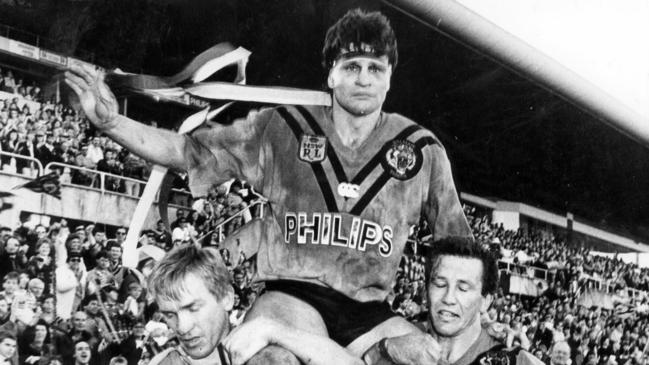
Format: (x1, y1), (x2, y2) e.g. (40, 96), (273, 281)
(148, 244), (231, 304)
(322, 8), (398, 70)
(426, 237), (499, 339)
(148, 245), (233, 360)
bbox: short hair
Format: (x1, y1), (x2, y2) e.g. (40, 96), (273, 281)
(322, 8), (398, 69)
(148, 245), (231, 303)
(106, 241), (122, 251)
(28, 278), (44, 289)
(81, 294), (98, 308)
(427, 237), (499, 296)
(95, 250), (109, 260)
(0, 330), (16, 344)
(3, 271), (19, 283)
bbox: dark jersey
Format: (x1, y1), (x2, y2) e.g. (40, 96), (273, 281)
(185, 105), (471, 301)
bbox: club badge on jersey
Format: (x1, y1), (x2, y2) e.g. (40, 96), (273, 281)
(299, 134), (327, 163)
(381, 139), (423, 180)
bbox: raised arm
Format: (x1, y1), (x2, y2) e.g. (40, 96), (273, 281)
(64, 64), (189, 170)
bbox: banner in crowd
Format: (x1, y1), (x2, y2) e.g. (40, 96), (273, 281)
(500, 272), (548, 297)
(577, 288), (634, 317)
(590, 251), (649, 269)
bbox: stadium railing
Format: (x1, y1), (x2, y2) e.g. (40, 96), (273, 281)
(498, 259), (648, 302)
(44, 161), (192, 204)
(0, 151), (43, 177)
(498, 260), (552, 281)
(209, 199), (267, 244)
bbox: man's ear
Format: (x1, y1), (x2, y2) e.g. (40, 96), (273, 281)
(221, 286), (235, 312)
(327, 72), (335, 89)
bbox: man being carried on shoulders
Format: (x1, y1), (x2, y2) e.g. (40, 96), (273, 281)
(65, 8), (471, 363)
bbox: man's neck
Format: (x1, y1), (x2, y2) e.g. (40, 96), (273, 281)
(331, 103), (382, 149)
(178, 344), (227, 365)
(431, 318), (483, 364)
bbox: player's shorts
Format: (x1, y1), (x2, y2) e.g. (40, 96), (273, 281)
(265, 280), (397, 347)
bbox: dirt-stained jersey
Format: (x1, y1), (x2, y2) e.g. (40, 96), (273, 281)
(185, 105), (471, 302)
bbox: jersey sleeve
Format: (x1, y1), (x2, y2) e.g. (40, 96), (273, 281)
(183, 108), (272, 196)
(422, 143), (472, 241)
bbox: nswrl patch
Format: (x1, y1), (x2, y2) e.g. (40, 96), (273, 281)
(299, 134), (327, 163)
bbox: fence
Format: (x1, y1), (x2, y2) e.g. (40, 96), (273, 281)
(0, 150), (43, 177)
(44, 162), (192, 205)
(498, 259), (648, 302)
(208, 199), (267, 244)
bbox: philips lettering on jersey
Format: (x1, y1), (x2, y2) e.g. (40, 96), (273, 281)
(284, 212), (393, 257)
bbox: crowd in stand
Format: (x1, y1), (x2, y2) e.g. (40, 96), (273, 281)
(0, 175), (262, 364)
(0, 67), (165, 197)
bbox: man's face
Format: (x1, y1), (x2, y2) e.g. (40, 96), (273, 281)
(72, 312), (87, 331)
(94, 231), (106, 243)
(0, 338), (16, 359)
(42, 298), (54, 312)
(74, 341), (91, 364)
(551, 344), (571, 365)
(29, 282), (44, 299)
(234, 273), (245, 287)
(35, 226), (47, 239)
(97, 257), (110, 270)
(5, 238), (18, 255)
(158, 274), (232, 360)
(85, 300), (99, 315)
(69, 238), (81, 252)
(69, 256), (82, 270)
(3, 279), (18, 294)
(116, 229), (126, 242)
(428, 255), (492, 338)
(328, 55), (392, 117)
(110, 247), (122, 261)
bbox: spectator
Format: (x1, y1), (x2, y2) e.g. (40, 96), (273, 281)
(549, 341), (572, 365)
(121, 152), (148, 196)
(69, 311), (98, 350)
(26, 240), (54, 294)
(0, 331), (17, 365)
(0, 272), (20, 306)
(0, 238), (28, 279)
(19, 319), (53, 365)
(38, 295), (55, 325)
(72, 340), (92, 365)
(85, 137), (103, 167)
(96, 149), (123, 192)
(86, 251), (116, 296)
